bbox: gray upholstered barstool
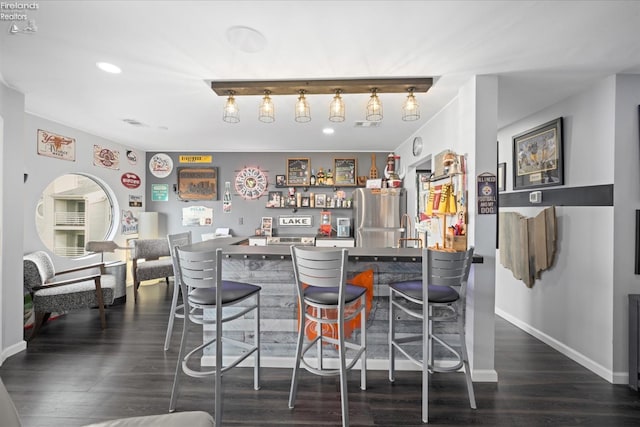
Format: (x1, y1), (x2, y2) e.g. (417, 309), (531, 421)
(169, 246), (261, 426)
(388, 247), (476, 422)
(289, 246), (367, 427)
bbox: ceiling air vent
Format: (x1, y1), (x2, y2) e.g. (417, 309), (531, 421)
(122, 118), (147, 127)
(354, 121), (381, 128)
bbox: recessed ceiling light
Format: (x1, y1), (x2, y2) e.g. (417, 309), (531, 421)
(226, 26), (267, 53)
(322, 128), (335, 135)
(96, 62), (122, 74)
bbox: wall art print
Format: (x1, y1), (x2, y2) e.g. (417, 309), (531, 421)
(37, 129), (75, 162)
(512, 117), (563, 190)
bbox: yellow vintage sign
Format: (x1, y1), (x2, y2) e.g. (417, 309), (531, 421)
(179, 155), (212, 164)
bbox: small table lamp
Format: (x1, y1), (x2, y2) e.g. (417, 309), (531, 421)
(85, 241), (128, 263)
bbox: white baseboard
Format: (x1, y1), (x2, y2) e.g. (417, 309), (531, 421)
(495, 308), (625, 384)
(201, 355), (419, 370)
(472, 369), (498, 382)
(200, 355), (498, 382)
(0, 340), (26, 365)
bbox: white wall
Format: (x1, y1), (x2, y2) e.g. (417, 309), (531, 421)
(396, 76), (498, 381)
(494, 75), (640, 383)
(613, 74), (640, 381)
(23, 114), (147, 271)
(0, 83), (27, 364)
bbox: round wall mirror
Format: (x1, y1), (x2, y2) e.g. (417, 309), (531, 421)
(35, 174), (115, 258)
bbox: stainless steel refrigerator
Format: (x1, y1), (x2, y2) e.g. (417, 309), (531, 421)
(354, 188), (406, 248)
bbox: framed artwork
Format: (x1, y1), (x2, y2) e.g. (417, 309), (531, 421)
(177, 167), (218, 200)
(512, 117), (563, 190)
(267, 191), (282, 207)
(301, 196), (310, 207)
(497, 162), (506, 192)
(286, 158), (310, 186)
(261, 216), (273, 237)
(315, 193), (326, 208)
(275, 174), (286, 187)
(334, 158), (357, 186)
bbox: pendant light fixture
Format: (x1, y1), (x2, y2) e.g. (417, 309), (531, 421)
(329, 89), (345, 122)
(210, 78), (433, 123)
(366, 88), (383, 121)
(295, 90), (311, 123)
(402, 87), (420, 121)
(222, 90), (240, 123)
(258, 90), (275, 123)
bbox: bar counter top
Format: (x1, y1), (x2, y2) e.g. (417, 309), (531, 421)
(184, 236), (483, 263)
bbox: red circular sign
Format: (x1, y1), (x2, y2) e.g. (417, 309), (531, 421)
(121, 172), (141, 189)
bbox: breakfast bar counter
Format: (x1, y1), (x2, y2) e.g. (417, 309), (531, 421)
(181, 236), (481, 370)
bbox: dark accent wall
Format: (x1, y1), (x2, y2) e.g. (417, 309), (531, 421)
(145, 151), (384, 239)
(499, 184), (613, 207)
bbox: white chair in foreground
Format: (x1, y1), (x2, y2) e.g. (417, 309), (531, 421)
(0, 377), (213, 427)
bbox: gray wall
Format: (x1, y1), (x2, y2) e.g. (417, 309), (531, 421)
(145, 151), (385, 240)
(393, 76), (499, 381)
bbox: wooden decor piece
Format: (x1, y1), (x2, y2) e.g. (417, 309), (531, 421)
(499, 206), (557, 287)
(177, 167), (218, 201)
(369, 153), (378, 179)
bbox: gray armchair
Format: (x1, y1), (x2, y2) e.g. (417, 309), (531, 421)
(130, 238), (174, 302)
(0, 378), (214, 427)
(23, 251), (116, 339)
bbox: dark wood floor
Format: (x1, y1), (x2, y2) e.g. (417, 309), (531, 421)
(2, 282), (640, 426)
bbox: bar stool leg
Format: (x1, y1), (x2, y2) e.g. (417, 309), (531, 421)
(254, 293), (261, 390)
(360, 295), (367, 390)
(289, 301), (305, 409)
(388, 289), (396, 382)
(338, 318), (349, 427)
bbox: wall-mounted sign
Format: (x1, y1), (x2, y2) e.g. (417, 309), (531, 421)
(37, 129), (76, 162)
(179, 155), (212, 163)
(126, 150), (138, 165)
(121, 172), (141, 189)
(149, 153), (173, 178)
(182, 206), (213, 227)
(151, 183), (169, 201)
(235, 166), (267, 200)
(93, 145), (120, 170)
(121, 210), (138, 235)
(477, 172), (497, 215)
(129, 195), (142, 207)
(278, 215), (313, 227)
(178, 167), (218, 200)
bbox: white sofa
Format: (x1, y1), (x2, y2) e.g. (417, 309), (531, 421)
(0, 378), (214, 427)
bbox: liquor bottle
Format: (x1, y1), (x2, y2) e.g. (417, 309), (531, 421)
(223, 182), (231, 202)
(310, 169), (316, 186)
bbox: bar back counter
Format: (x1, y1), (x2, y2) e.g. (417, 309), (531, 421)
(180, 237), (481, 369)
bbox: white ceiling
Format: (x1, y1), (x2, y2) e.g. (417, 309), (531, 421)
(1, 1), (640, 153)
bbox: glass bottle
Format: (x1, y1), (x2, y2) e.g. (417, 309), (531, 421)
(326, 168), (334, 186)
(223, 181), (231, 202)
(310, 168), (316, 186)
